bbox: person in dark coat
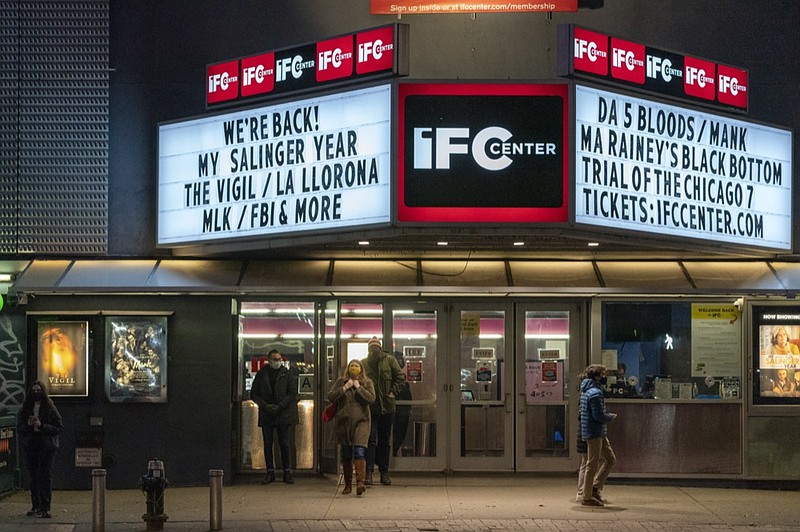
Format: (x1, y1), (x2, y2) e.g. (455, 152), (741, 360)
(18, 380), (63, 519)
(327, 359), (375, 495)
(250, 349), (298, 485)
(579, 364), (617, 507)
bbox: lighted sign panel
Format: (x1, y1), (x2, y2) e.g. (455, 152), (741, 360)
(752, 306), (800, 405)
(207, 24), (407, 107)
(370, 0), (578, 13)
(559, 25), (749, 112)
(398, 83), (569, 223)
(158, 84), (392, 246)
(575, 85), (792, 251)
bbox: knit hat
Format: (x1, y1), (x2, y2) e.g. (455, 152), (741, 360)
(368, 336), (382, 350)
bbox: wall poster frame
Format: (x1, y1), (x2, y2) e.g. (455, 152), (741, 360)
(37, 320), (90, 397)
(105, 316), (168, 403)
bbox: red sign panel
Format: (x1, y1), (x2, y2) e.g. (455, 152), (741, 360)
(356, 26), (395, 75)
(610, 37), (645, 84)
(398, 83), (569, 224)
(240, 53), (275, 97)
(573, 27), (608, 76)
(683, 56), (716, 101)
(206, 60), (239, 104)
(316, 35), (354, 82)
(717, 64), (748, 109)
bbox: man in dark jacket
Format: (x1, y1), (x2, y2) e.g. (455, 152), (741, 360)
(361, 336), (405, 486)
(579, 364), (617, 507)
(251, 349), (298, 485)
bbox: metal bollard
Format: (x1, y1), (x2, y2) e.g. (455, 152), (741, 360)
(209, 469), (224, 531)
(92, 469), (106, 532)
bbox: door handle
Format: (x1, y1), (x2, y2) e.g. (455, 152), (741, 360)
(505, 393), (512, 414)
(518, 392), (526, 414)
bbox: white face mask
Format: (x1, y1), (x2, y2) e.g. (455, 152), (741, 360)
(269, 360), (282, 370)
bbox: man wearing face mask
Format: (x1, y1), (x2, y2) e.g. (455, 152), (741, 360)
(251, 349), (298, 485)
(579, 364), (617, 507)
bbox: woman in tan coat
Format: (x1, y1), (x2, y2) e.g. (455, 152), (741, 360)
(327, 359), (375, 495)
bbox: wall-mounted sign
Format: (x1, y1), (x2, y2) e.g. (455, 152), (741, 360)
(158, 84), (392, 246)
(403, 346), (426, 358)
(206, 25), (408, 107)
(398, 83), (569, 223)
(37, 321), (89, 397)
(559, 25), (749, 112)
(575, 85), (792, 250)
(371, 0), (577, 14)
(105, 316), (168, 403)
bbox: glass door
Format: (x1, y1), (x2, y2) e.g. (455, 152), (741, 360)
(388, 302), (446, 472)
(449, 303), (514, 471)
(515, 303), (583, 472)
(318, 299), (339, 474)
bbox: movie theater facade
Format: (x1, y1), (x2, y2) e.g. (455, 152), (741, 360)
(2, 4), (799, 489)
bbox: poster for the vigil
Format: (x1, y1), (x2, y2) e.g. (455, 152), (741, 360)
(158, 83), (392, 246)
(574, 85), (792, 250)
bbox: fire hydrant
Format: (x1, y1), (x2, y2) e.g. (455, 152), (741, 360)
(139, 458), (169, 531)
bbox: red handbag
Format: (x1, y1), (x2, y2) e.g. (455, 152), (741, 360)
(322, 401), (338, 422)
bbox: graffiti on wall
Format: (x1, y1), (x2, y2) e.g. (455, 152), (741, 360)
(0, 315), (26, 409)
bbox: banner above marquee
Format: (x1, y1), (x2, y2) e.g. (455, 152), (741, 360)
(371, 1), (577, 14)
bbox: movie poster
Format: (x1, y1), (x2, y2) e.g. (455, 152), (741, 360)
(37, 321), (89, 397)
(753, 306), (800, 404)
(105, 317), (168, 403)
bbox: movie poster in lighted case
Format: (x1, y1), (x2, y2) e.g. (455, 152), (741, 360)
(105, 316), (168, 403)
(752, 306), (800, 405)
(37, 320), (89, 397)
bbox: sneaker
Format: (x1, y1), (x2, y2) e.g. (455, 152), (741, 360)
(40, 511), (52, 518)
(261, 471), (276, 485)
(592, 488), (606, 504)
(581, 498), (604, 507)
(26, 508), (41, 517)
(380, 472), (391, 485)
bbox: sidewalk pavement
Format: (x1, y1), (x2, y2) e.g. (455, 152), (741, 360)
(1, 474), (799, 531)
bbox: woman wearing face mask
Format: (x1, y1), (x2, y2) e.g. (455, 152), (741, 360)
(18, 380), (63, 519)
(327, 359), (375, 495)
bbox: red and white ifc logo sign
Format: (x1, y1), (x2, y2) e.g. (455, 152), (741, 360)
(684, 56), (716, 101)
(717, 64), (747, 108)
(573, 27), (608, 76)
(316, 35), (354, 82)
(206, 60), (239, 103)
(241, 52), (275, 97)
(610, 37), (645, 84)
(356, 26), (394, 75)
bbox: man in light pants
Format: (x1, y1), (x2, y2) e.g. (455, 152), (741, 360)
(579, 364), (617, 507)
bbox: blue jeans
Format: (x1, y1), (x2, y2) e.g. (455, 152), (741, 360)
(261, 424), (292, 471)
(367, 408), (394, 474)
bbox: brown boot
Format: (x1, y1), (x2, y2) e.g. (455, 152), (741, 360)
(341, 460), (353, 495)
(354, 459), (367, 496)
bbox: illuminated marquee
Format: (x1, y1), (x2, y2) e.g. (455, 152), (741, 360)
(159, 84), (392, 246)
(574, 85), (792, 250)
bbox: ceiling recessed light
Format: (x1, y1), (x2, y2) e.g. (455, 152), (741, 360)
(437, 241), (448, 246)
(588, 242), (600, 247)
(358, 241), (369, 245)
(513, 241), (524, 246)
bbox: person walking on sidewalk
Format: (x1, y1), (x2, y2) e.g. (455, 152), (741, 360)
(361, 336), (405, 486)
(251, 349), (298, 485)
(328, 359), (375, 495)
(575, 368), (588, 503)
(579, 364), (617, 507)
(18, 380), (63, 519)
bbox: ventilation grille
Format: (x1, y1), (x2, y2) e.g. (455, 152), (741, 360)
(1, 1), (109, 255)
